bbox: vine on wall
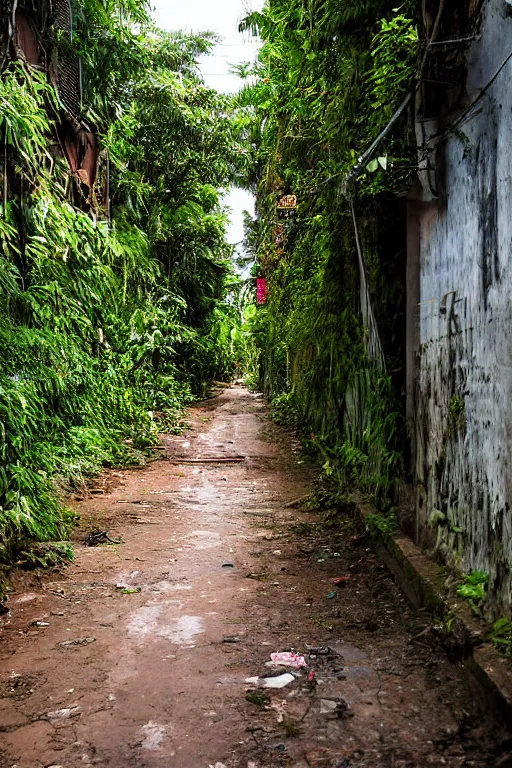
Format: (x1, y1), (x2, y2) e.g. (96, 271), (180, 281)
(239, 0), (418, 508)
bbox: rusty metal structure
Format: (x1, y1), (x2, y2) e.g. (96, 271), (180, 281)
(0, 0), (109, 216)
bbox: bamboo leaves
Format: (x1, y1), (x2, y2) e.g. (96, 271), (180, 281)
(0, 1), (243, 561)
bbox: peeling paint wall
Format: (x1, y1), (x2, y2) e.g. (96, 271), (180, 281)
(413, 0), (512, 615)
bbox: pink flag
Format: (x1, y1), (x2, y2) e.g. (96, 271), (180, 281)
(257, 278), (267, 305)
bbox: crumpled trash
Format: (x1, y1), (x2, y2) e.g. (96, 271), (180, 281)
(208, 763), (227, 768)
(245, 673), (296, 689)
(332, 576), (351, 587)
(267, 651), (306, 669)
(320, 697), (351, 718)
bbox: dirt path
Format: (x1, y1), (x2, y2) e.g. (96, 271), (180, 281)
(0, 386), (508, 768)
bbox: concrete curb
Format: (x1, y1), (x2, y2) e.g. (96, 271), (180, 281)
(355, 498), (512, 727)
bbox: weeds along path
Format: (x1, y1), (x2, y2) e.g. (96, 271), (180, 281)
(0, 386), (507, 768)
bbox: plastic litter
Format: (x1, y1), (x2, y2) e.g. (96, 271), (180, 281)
(268, 651), (306, 669)
(222, 561), (234, 568)
(332, 576), (351, 586)
(326, 590), (338, 600)
(245, 673), (296, 689)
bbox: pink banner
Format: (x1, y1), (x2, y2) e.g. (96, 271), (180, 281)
(257, 278), (267, 305)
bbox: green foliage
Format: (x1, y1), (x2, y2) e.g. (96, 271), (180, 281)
(368, 14), (417, 119)
(270, 392), (298, 426)
(490, 618), (512, 658)
(18, 542), (75, 569)
(456, 571), (489, 612)
(246, 691), (270, 707)
(237, 0), (414, 508)
(0, 2), (244, 563)
(365, 511), (397, 536)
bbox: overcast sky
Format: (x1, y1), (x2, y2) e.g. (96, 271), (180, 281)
(151, 0), (263, 246)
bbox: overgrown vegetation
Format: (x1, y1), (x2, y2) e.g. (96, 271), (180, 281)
(237, 0), (417, 510)
(490, 618), (512, 659)
(0, 1), (246, 563)
(456, 571), (489, 614)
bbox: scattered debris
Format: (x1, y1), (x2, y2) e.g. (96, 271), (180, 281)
(326, 590), (338, 600)
(115, 584), (141, 594)
(58, 637), (96, 648)
(85, 530), (124, 546)
(31, 620), (50, 627)
(268, 651), (307, 669)
(222, 561), (234, 568)
(307, 647), (332, 656)
(306, 647), (346, 681)
(245, 673), (296, 689)
(117, 499), (142, 504)
(222, 636), (240, 644)
(332, 576), (351, 587)
(319, 697), (351, 718)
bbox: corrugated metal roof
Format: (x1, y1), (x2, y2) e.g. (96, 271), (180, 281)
(52, 0), (82, 119)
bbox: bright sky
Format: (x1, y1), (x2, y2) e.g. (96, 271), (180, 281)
(151, 0), (263, 247)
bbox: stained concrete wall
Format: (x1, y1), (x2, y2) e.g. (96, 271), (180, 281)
(411, 0), (512, 615)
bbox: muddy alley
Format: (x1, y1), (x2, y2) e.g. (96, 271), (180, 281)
(0, 387), (508, 768)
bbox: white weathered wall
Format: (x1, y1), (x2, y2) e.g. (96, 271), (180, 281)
(414, 0), (512, 615)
